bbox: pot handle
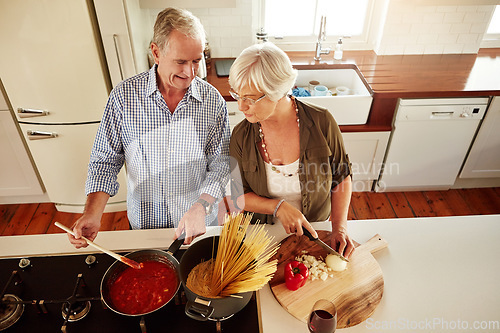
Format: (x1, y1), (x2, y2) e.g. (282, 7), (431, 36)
(166, 232), (185, 256)
(185, 299), (214, 321)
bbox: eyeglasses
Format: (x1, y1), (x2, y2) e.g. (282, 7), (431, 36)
(229, 90), (266, 105)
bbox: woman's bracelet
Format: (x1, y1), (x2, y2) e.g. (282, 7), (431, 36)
(273, 199), (286, 218)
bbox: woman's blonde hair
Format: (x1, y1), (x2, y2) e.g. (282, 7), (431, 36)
(152, 7), (206, 52)
(229, 42), (297, 102)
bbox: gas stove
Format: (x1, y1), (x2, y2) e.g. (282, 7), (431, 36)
(0, 250), (260, 332)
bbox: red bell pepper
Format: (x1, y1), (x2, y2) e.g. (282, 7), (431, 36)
(285, 260), (309, 291)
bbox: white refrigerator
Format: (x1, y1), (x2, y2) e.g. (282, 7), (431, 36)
(0, 0), (134, 212)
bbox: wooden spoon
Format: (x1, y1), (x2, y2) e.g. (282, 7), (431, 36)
(55, 222), (141, 270)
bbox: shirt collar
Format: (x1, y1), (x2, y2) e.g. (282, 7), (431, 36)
(145, 64), (158, 97)
(145, 64), (203, 103)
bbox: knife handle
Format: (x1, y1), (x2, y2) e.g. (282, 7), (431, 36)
(302, 227), (317, 241)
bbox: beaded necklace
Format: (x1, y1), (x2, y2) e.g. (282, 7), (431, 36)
(258, 98), (300, 177)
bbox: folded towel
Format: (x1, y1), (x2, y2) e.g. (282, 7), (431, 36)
(292, 87), (311, 97)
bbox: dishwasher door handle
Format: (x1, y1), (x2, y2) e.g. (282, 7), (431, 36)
(431, 111), (454, 118)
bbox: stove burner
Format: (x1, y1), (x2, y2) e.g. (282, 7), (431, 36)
(61, 300), (91, 322)
(18, 258), (31, 270)
(0, 294), (24, 331)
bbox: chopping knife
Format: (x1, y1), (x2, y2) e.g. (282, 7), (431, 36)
(303, 228), (349, 262)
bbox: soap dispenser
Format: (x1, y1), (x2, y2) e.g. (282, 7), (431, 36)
(334, 38), (343, 60)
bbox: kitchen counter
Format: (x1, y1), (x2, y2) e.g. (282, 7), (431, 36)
(208, 48), (500, 131)
(1, 215), (499, 332)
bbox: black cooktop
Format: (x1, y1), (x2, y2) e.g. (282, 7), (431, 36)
(0, 250), (260, 332)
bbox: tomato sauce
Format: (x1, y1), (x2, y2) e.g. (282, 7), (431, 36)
(108, 260), (178, 315)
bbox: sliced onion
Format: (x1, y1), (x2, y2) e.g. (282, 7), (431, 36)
(325, 254), (347, 272)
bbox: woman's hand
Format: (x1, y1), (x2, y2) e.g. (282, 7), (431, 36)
(330, 223), (355, 259)
(275, 201), (318, 238)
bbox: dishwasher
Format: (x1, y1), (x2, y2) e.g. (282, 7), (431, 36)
(376, 97), (489, 192)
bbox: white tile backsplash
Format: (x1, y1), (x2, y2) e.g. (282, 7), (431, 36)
(146, 1), (496, 57)
(375, 2), (496, 55)
(189, 0), (256, 58)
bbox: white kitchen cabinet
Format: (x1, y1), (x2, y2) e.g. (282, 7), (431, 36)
(0, 94), (44, 198)
(0, 0), (126, 212)
(93, 0), (150, 88)
(460, 96), (500, 178)
(342, 132), (390, 192)
(18, 123), (127, 212)
(0, 0), (111, 123)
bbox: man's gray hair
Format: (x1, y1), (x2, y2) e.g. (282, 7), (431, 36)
(152, 7), (206, 51)
(229, 42), (297, 102)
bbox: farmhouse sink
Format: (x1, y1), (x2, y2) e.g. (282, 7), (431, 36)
(294, 65), (373, 125)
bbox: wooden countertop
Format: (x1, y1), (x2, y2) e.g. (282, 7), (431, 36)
(206, 48), (500, 131)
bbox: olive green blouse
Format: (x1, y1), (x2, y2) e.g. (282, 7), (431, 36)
(229, 99), (352, 224)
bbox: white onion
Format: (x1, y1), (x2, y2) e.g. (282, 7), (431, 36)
(325, 254), (348, 272)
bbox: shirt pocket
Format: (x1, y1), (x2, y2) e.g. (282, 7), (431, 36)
(303, 145), (333, 189)
(241, 159), (266, 194)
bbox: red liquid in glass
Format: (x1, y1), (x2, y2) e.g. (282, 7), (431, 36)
(308, 309), (336, 333)
(109, 260), (178, 314)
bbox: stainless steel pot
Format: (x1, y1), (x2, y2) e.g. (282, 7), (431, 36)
(100, 237), (184, 316)
(179, 236), (253, 320)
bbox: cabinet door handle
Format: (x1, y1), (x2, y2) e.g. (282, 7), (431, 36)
(113, 34), (125, 81)
(27, 130), (58, 140)
(18, 108), (49, 118)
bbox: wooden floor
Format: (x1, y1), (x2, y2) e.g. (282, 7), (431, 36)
(1, 188), (500, 237)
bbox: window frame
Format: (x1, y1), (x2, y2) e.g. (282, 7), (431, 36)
(258, 0), (377, 51)
(481, 5), (500, 48)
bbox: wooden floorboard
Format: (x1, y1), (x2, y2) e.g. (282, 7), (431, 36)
(438, 190), (475, 216)
(384, 192), (414, 218)
(350, 192), (377, 220)
(364, 192), (397, 219)
(0, 188), (499, 236)
(2, 203), (38, 236)
(423, 191), (455, 217)
(460, 188), (500, 215)
(403, 191), (438, 217)
(24, 203), (57, 235)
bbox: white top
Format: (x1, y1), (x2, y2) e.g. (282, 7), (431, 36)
(265, 159), (301, 222)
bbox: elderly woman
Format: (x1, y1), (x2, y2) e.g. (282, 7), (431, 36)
(228, 42), (355, 258)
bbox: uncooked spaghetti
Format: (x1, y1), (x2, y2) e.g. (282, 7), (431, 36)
(186, 212), (278, 297)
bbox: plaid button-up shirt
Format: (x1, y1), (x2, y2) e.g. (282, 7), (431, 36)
(86, 65), (230, 229)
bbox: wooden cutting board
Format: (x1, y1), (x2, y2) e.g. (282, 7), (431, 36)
(269, 231), (388, 328)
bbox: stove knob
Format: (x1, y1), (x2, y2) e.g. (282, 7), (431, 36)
(460, 111), (470, 118)
(85, 255), (97, 267)
(19, 258), (31, 269)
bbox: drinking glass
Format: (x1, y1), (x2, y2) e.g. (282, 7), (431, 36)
(307, 299), (337, 333)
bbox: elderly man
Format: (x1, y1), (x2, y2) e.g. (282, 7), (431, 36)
(68, 7), (229, 247)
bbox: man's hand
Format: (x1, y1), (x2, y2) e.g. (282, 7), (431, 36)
(69, 215), (101, 249)
(175, 203), (207, 244)
(68, 191), (109, 249)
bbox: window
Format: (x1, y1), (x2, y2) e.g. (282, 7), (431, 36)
(487, 5), (500, 34)
(482, 5), (500, 48)
(261, 0), (374, 50)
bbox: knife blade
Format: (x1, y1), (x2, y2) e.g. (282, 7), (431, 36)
(303, 228), (349, 262)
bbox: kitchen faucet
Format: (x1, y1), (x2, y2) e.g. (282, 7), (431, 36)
(314, 16), (330, 61)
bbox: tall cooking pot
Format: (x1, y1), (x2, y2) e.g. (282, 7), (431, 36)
(179, 236), (253, 320)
